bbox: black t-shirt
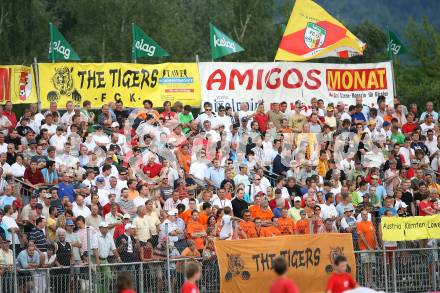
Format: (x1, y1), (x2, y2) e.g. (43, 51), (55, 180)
(5, 136), (21, 148)
(401, 191), (414, 206)
(286, 185), (302, 198)
(232, 198), (249, 219)
(16, 125), (33, 137)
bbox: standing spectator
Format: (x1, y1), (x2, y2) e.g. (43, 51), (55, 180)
(54, 228), (72, 292)
(91, 222), (121, 293)
(231, 188), (249, 219)
(357, 210), (380, 286)
(115, 223), (139, 263)
(186, 210), (207, 253)
(29, 217), (48, 253)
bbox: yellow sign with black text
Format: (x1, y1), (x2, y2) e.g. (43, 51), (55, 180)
(381, 215), (440, 241)
(214, 234), (356, 293)
(37, 62), (201, 109)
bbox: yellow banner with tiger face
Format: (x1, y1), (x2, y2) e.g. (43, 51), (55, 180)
(37, 62), (201, 109)
(214, 234), (356, 293)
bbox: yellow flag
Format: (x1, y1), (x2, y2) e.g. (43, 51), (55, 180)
(276, 0), (365, 61)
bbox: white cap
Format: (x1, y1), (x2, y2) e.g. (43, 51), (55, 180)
(294, 196), (302, 202)
(168, 208), (178, 216)
(111, 122), (120, 128)
(122, 213), (130, 219)
(99, 222), (108, 228)
(124, 223), (133, 230)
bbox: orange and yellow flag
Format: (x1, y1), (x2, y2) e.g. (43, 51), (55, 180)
(275, 0), (366, 61)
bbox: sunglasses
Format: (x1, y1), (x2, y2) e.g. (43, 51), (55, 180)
(205, 108), (212, 111)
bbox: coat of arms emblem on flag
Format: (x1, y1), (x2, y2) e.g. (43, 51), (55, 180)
(304, 22), (326, 49)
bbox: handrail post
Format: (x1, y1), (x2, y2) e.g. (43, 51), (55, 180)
(383, 249), (388, 292)
(87, 227), (92, 293)
(392, 250), (397, 292)
(139, 263), (144, 293)
(165, 223), (172, 292)
(12, 233), (17, 293)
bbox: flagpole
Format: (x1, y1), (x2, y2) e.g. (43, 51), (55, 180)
(33, 57), (42, 112)
(50, 23), (55, 63)
(132, 23), (137, 64)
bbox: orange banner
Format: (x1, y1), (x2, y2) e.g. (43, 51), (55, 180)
(214, 234), (355, 293)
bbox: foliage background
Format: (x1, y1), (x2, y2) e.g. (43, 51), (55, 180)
(1, 0), (439, 108)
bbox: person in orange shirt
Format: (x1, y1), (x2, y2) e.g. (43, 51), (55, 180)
(256, 200), (274, 222)
(255, 218), (281, 238)
(357, 210), (380, 286)
(176, 144), (192, 174)
(186, 210), (207, 252)
(238, 209), (258, 239)
(249, 193), (263, 219)
(180, 198), (198, 224)
(277, 208), (296, 235)
(198, 202), (212, 226)
(295, 210), (310, 234)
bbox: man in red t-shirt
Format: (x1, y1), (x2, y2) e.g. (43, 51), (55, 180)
(418, 195), (435, 216)
(142, 155), (162, 179)
(270, 256), (300, 293)
(326, 255), (357, 293)
(180, 261), (201, 293)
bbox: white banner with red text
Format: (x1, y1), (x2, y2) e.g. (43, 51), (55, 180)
(198, 61), (394, 111)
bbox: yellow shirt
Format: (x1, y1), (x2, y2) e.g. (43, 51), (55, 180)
(46, 217), (57, 241)
(132, 215), (152, 242)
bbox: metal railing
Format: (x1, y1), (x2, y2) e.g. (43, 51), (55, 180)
(5, 246), (439, 293)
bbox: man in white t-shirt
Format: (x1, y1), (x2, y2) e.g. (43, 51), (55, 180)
(49, 126), (68, 153)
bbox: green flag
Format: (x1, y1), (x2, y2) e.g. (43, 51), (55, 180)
(48, 22), (80, 61)
(132, 23), (169, 61)
(209, 23), (244, 60)
(387, 29), (407, 58)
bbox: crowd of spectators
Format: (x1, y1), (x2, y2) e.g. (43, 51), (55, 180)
(0, 96), (438, 290)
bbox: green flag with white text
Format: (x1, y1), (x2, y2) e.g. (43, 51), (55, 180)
(48, 22), (80, 61)
(209, 23), (244, 60)
(387, 29), (407, 58)
(132, 23), (169, 61)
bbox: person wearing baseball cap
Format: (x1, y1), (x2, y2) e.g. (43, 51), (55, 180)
(115, 223), (139, 262)
(289, 100), (307, 133)
(159, 208), (185, 252)
(113, 214), (131, 240)
(287, 196), (304, 222)
(91, 221), (122, 282)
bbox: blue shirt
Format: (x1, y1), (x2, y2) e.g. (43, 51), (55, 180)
(0, 195), (16, 209)
(41, 168), (58, 184)
(57, 182), (75, 202)
(420, 111), (439, 121)
(16, 250), (40, 269)
(207, 167), (225, 188)
(379, 207), (397, 217)
(351, 112), (366, 122)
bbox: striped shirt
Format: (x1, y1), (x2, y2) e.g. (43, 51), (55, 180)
(29, 228), (48, 252)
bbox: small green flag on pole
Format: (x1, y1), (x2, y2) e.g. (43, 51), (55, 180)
(209, 23), (244, 60)
(387, 29), (407, 59)
(48, 22), (80, 61)
(132, 23), (169, 62)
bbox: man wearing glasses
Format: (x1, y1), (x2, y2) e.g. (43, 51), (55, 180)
(196, 102), (217, 127)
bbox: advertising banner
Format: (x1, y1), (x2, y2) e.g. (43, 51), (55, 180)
(0, 65), (37, 104)
(381, 215), (440, 241)
(199, 61), (394, 111)
(214, 233), (356, 293)
(38, 62), (201, 109)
